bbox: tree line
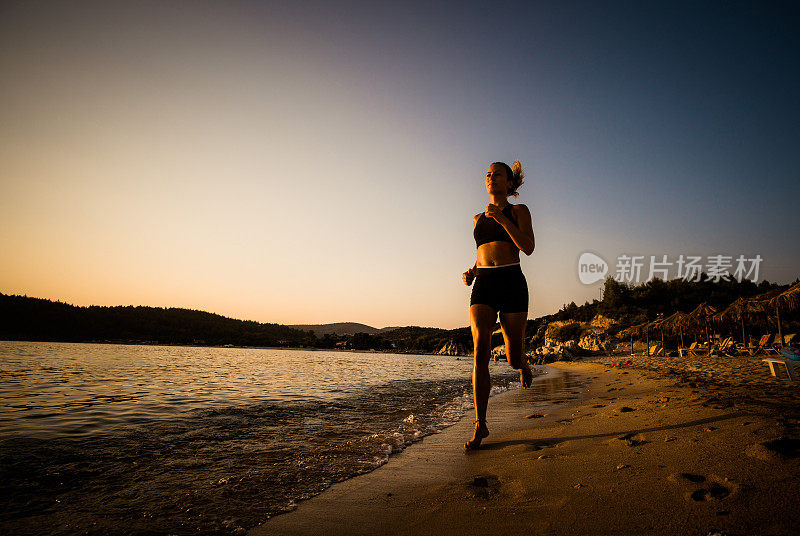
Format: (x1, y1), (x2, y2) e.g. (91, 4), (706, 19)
(0, 293), (468, 353)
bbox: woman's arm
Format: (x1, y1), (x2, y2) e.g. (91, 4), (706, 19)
(463, 214), (481, 285)
(462, 263), (476, 286)
(486, 204), (535, 255)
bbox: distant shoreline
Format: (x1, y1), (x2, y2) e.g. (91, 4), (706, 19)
(0, 339), (463, 356)
(0, 293), (470, 355)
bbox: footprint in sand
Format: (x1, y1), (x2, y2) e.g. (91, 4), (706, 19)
(616, 432), (647, 447)
(701, 397), (734, 409)
(525, 413), (546, 419)
(526, 441), (557, 452)
(668, 473), (737, 503)
(592, 404), (606, 408)
(619, 406), (636, 413)
(469, 475), (501, 500)
(691, 486), (730, 501)
(471, 475), (499, 487)
(745, 437), (800, 461)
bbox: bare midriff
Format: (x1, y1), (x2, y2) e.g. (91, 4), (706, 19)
(476, 241), (520, 267)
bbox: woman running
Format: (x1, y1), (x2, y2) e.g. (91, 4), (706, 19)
(462, 160), (535, 450)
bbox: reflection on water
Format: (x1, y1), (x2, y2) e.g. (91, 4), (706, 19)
(0, 341), (522, 535)
(513, 367), (585, 408)
(0, 342), (490, 438)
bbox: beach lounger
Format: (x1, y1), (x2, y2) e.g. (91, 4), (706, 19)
(765, 333), (795, 356)
(763, 334), (795, 355)
(689, 342), (709, 357)
(763, 346), (800, 380)
(648, 344), (662, 357)
(763, 357), (798, 380)
(751, 334), (774, 355)
(717, 337), (738, 357)
(679, 342), (696, 357)
(704, 337), (731, 357)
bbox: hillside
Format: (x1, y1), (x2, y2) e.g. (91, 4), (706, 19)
(288, 322), (381, 336)
(0, 293), (469, 353)
(0, 293), (314, 347)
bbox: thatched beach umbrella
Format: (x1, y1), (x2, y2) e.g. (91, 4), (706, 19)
(729, 287), (788, 346)
(713, 296), (770, 345)
(638, 317), (667, 354)
(617, 322), (647, 339)
(643, 320), (654, 353)
(618, 322), (648, 356)
(649, 315), (669, 351)
(763, 282), (800, 346)
(687, 303), (717, 345)
(660, 311), (690, 348)
(661, 311), (689, 333)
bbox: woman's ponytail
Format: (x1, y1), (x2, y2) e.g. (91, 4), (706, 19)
(509, 160), (525, 197)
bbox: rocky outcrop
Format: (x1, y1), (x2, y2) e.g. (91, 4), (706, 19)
(579, 332), (605, 352)
(540, 314), (618, 353)
(529, 341), (577, 364)
(437, 340), (469, 356)
(543, 320), (580, 346)
(589, 314), (617, 331)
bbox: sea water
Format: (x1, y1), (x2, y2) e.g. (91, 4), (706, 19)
(0, 341), (523, 535)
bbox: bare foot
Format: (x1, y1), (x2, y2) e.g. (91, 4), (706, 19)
(465, 420), (489, 451)
(521, 363), (533, 388)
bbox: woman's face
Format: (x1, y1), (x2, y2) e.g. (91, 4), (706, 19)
(485, 164), (510, 196)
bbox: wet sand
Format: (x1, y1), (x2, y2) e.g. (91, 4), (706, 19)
(250, 362), (800, 536)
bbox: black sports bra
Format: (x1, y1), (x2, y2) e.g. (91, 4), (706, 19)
(473, 204), (517, 247)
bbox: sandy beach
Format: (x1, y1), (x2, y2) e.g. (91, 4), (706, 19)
(251, 360), (800, 536)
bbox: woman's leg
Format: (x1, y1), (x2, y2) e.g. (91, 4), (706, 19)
(500, 311), (533, 387)
(466, 303), (496, 449)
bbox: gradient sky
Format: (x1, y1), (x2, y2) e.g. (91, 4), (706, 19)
(1, 1), (798, 329)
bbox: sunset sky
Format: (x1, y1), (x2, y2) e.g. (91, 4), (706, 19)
(2, 1), (799, 329)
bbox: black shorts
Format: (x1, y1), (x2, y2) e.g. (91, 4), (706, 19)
(470, 264), (529, 314)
